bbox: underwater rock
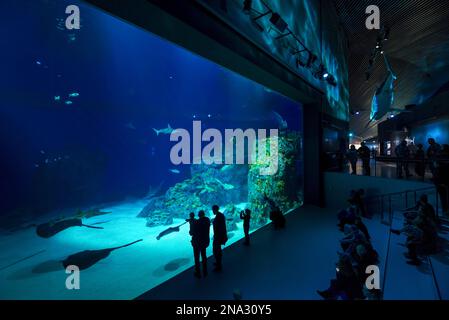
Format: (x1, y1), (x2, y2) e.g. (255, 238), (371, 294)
(139, 133), (302, 229)
(139, 163), (249, 227)
(247, 131), (303, 227)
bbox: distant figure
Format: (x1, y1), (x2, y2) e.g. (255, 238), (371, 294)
(240, 209), (251, 245)
(358, 142), (371, 176)
(265, 196), (285, 229)
(395, 140), (411, 179)
(427, 138), (441, 178)
(192, 210), (211, 278)
(408, 142), (418, 156)
(348, 189), (368, 217)
(186, 212), (196, 236)
(347, 145), (358, 175)
(414, 143), (425, 177)
(212, 205), (227, 272)
(436, 145), (449, 214)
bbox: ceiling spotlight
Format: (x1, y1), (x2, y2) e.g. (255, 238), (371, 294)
(269, 12), (288, 33)
(323, 72), (329, 79)
(243, 0), (252, 14)
(355, 111), (360, 115)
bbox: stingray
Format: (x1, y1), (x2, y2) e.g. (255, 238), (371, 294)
(36, 218), (104, 238)
(0, 249), (46, 272)
(62, 239), (143, 270)
(156, 221), (188, 240)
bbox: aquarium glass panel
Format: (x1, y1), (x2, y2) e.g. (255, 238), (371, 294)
(0, 0), (303, 299)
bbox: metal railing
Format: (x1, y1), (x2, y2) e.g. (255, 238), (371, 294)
(374, 156), (449, 182)
(365, 185), (448, 226)
(366, 185), (446, 299)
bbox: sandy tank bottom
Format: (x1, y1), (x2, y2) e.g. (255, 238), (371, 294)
(0, 200), (247, 299)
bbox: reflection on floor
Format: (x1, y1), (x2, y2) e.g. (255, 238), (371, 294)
(138, 206), (449, 300)
(0, 199), (246, 299)
(346, 160), (433, 182)
(2, 203), (448, 300)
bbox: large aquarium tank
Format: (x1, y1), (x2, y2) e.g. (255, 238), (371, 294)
(0, 0), (303, 299)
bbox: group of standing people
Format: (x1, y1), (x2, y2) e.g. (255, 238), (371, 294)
(186, 198), (284, 279)
(186, 205), (255, 278)
(395, 138), (449, 214)
(187, 205), (228, 278)
(346, 142), (372, 176)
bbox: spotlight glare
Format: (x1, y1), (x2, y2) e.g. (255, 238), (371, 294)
(323, 73), (329, 79)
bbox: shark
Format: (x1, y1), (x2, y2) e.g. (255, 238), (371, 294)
(366, 54), (406, 128)
(153, 124), (176, 136)
(272, 111), (288, 130)
(36, 218), (104, 238)
(156, 221), (188, 240)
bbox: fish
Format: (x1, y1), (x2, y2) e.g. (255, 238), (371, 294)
(272, 111), (288, 130)
(144, 181), (164, 200)
(68, 92), (79, 98)
(156, 222), (188, 240)
(75, 208), (112, 219)
(153, 124), (176, 136)
(65, 100), (73, 105)
(214, 178), (235, 190)
(169, 169), (180, 174)
(0, 249), (46, 272)
(220, 164), (233, 172)
(366, 54), (408, 128)
(125, 122), (136, 130)
(62, 239), (143, 270)
(36, 218), (104, 238)
(54, 96), (60, 101)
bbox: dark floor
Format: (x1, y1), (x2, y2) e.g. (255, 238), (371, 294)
(137, 205), (449, 300)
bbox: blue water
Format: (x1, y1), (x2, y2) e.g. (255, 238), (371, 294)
(0, 0), (302, 215)
(0, 0), (303, 298)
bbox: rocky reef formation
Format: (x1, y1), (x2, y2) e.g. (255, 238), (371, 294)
(138, 163), (248, 227)
(247, 131), (303, 227)
(139, 131), (303, 229)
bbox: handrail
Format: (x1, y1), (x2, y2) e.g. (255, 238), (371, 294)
(427, 256), (443, 300)
(365, 186), (436, 200)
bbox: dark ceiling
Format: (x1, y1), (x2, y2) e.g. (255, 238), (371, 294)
(332, 0), (449, 139)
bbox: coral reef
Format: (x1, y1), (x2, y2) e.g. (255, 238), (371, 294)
(139, 131), (303, 229)
(247, 131), (303, 227)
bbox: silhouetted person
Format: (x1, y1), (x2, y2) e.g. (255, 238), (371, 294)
(240, 209), (251, 245)
(427, 138), (441, 178)
(212, 205), (227, 272)
(414, 143), (425, 177)
(347, 145), (358, 175)
(436, 144), (449, 214)
(265, 196), (285, 229)
(186, 212), (196, 236)
(192, 210), (210, 278)
(348, 189), (368, 217)
(358, 142), (371, 176)
(395, 140), (411, 179)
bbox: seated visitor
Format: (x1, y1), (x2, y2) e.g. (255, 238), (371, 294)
(265, 197), (285, 229)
